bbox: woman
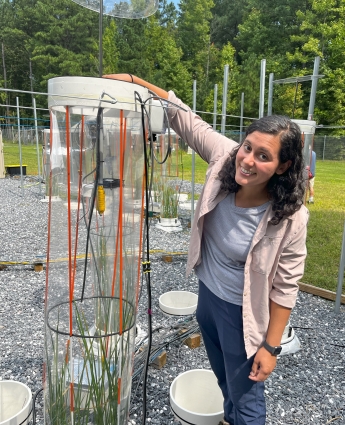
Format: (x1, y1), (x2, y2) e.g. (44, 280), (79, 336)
(104, 74), (309, 425)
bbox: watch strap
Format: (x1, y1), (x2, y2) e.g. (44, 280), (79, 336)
(262, 340), (282, 356)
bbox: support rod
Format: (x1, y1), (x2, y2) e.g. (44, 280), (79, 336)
(221, 65), (229, 135)
(335, 221), (345, 313)
(308, 56), (320, 120)
(16, 97), (24, 197)
(191, 80), (197, 223)
(33, 98), (42, 197)
(259, 59), (266, 118)
(267, 72), (274, 116)
(239, 92), (244, 143)
(213, 84), (218, 130)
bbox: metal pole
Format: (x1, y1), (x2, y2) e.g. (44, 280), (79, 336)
(221, 65), (229, 135)
(29, 59), (34, 104)
(292, 81), (298, 118)
(335, 221), (345, 313)
(308, 56), (320, 120)
(191, 80), (197, 223)
(323, 135), (326, 161)
(16, 97), (24, 197)
(2, 43), (10, 124)
(33, 98), (42, 197)
(267, 72), (274, 116)
(213, 84), (218, 130)
(259, 59), (266, 118)
(239, 92), (244, 143)
(99, 0), (103, 77)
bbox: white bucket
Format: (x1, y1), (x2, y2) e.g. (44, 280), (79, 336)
(178, 194), (189, 202)
(170, 369), (224, 425)
(156, 217), (183, 233)
(159, 291), (198, 316)
(281, 321), (292, 343)
(0, 381), (32, 425)
(291, 119), (316, 135)
(280, 322), (301, 355)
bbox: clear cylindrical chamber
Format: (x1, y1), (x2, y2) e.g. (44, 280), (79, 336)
(44, 77), (148, 425)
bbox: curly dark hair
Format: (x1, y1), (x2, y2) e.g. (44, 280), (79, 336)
(218, 115), (305, 224)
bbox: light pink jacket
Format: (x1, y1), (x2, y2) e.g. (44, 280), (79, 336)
(167, 91), (309, 358)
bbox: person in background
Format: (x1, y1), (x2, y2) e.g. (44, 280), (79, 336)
(307, 150), (316, 204)
(103, 74), (309, 425)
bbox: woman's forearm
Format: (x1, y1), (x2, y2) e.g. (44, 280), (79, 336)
(265, 299), (291, 346)
(102, 73), (169, 100)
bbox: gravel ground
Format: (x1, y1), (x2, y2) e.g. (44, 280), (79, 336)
(0, 176), (344, 425)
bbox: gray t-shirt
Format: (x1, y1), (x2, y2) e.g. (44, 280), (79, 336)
(195, 193), (269, 305)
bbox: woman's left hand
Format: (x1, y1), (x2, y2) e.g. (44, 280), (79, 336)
(248, 347), (277, 382)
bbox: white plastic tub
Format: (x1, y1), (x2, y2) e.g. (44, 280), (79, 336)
(291, 119), (316, 135)
(0, 380), (32, 425)
(170, 369), (224, 425)
(159, 291), (198, 316)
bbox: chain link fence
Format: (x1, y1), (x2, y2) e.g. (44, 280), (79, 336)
(313, 135), (345, 160)
(3, 123), (345, 161)
(1, 126), (47, 145)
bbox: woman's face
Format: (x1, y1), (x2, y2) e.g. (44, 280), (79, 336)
(235, 131), (290, 190)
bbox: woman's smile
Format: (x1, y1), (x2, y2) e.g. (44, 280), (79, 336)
(240, 166), (256, 176)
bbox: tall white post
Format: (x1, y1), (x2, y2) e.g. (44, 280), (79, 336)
(259, 59), (266, 118)
(239, 92), (244, 143)
(191, 80), (197, 223)
(33, 97), (42, 197)
(16, 97), (24, 197)
(221, 65), (229, 135)
(308, 56), (320, 120)
(213, 84), (218, 130)
(267, 72), (274, 116)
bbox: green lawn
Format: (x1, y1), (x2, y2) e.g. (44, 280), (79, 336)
(3, 141), (42, 176)
(3, 142), (345, 293)
(302, 161), (345, 292)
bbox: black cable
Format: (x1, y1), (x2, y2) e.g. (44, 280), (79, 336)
(81, 107), (103, 302)
(134, 91), (153, 425)
(143, 95), (171, 165)
(32, 387), (43, 425)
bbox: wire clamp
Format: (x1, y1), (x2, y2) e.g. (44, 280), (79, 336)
(142, 261), (151, 273)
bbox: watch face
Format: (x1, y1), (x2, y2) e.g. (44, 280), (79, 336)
(263, 341), (282, 355)
(274, 346), (282, 355)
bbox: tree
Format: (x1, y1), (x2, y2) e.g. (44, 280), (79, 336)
(157, 0), (178, 30)
(236, 0), (309, 62)
(288, 0), (345, 128)
(203, 42), (239, 127)
(101, 19), (119, 75)
(115, 17), (151, 78)
(31, 0), (99, 87)
(210, 0), (249, 53)
(177, 0), (214, 67)
(175, 0), (215, 109)
(144, 15), (192, 102)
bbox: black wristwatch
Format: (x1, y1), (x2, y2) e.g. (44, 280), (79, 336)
(262, 340), (282, 356)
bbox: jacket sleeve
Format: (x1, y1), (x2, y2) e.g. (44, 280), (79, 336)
(269, 212), (309, 309)
(167, 91), (238, 164)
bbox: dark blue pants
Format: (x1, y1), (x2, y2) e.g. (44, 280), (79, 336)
(196, 281), (266, 425)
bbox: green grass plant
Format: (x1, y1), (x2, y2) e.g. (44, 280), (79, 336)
(161, 185), (179, 218)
